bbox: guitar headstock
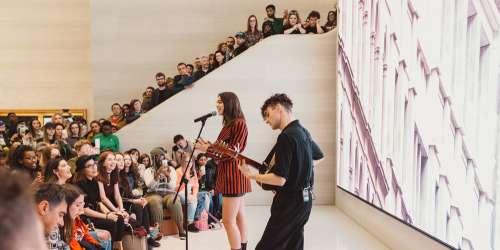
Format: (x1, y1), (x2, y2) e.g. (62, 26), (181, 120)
(208, 141), (238, 159)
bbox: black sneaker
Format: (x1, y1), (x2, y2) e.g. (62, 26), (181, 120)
(147, 237), (161, 248)
(179, 231), (187, 240)
(187, 223), (200, 233)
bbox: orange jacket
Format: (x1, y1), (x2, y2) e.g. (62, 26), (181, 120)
(69, 216), (100, 250)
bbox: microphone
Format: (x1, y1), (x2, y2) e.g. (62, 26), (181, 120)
(194, 111), (217, 123)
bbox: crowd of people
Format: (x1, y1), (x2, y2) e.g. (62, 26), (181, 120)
(103, 5), (337, 131)
(0, 110), (221, 250)
(0, 5), (335, 250)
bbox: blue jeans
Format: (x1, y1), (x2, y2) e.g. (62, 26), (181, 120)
(194, 191), (212, 220)
(179, 193), (198, 223)
(89, 230), (112, 250)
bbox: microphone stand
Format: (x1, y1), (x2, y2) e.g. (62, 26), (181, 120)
(173, 118), (208, 250)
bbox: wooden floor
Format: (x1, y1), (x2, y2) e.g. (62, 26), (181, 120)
(157, 206), (390, 250)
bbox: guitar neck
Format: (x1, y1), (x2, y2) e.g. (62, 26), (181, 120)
(236, 154), (265, 170)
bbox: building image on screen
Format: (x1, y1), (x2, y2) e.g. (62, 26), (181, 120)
(336, 0), (500, 249)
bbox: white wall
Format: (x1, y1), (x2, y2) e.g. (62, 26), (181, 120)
(116, 31), (337, 205)
(0, 0), (93, 117)
(91, 0), (337, 118)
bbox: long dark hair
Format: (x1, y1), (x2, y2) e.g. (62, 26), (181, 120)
(325, 10), (337, 27)
(247, 15), (260, 33)
(97, 151), (118, 185)
(62, 184), (84, 243)
(44, 157), (65, 184)
(68, 121), (81, 138)
(218, 92), (245, 126)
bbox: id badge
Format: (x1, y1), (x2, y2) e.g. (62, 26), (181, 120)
(303, 189), (310, 202)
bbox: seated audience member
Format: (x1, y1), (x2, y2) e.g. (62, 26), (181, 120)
(225, 36), (236, 62)
(62, 184), (109, 250)
(234, 32), (249, 56)
(108, 103), (126, 130)
(194, 153), (213, 222)
(245, 15), (263, 47)
(54, 123), (74, 160)
(303, 10), (324, 34)
(44, 122), (57, 145)
(323, 10), (337, 32)
(34, 183), (68, 249)
(10, 144), (42, 184)
(74, 155), (126, 250)
(30, 119), (45, 142)
(142, 86), (155, 112)
(67, 139), (94, 174)
(175, 154), (199, 232)
(137, 152), (152, 177)
(126, 99), (143, 124)
(127, 148), (141, 164)
(92, 121), (120, 153)
(96, 152), (129, 219)
(193, 56), (210, 81)
(194, 57), (202, 72)
(152, 72), (170, 108)
(208, 53), (216, 71)
(116, 153), (161, 247)
(86, 121), (101, 142)
(172, 134), (193, 166)
(67, 121), (82, 149)
(0, 169), (48, 250)
(262, 4), (286, 37)
(44, 158), (73, 185)
(284, 10), (306, 34)
(142, 147), (186, 236)
(214, 50), (225, 69)
(38, 145), (61, 174)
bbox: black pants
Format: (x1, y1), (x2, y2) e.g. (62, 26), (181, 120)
(255, 191), (312, 250)
(125, 202), (152, 232)
(88, 215), (125, 242)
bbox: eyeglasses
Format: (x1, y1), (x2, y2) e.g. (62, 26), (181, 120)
(24, 156), (37, 160)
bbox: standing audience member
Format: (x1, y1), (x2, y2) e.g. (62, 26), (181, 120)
(186, 64), (194, 76)
(5, 112), (19, 139)
(214, 50), (225, 69)
(142, 86), (155, 112)
(245, 15), (263, 47)
(208, 53), (217, 70)
(52, 113), (64, 125)
(175, 154), (200, 232)
(322, 10), (337, 32)
(152, 72), (170, 108)
(262, 5), (287, 37)
(126, 99), (143, 124)
(234, 32), (249, 56)
(0, 120), (10, 148)
(108, 103), (126, 130)
(225, 37), (236, 62)
(193, 56), (210, 81)
(0, 169), (48, 250)
(194, 57), (202, 72)
(284, 10), (306, 34)
(303, 10), (324, 34)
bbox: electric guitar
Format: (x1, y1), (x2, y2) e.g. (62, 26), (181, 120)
(207, 141), (280, 191)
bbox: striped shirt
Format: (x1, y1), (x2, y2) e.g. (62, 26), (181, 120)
(207, 118), (252, 195)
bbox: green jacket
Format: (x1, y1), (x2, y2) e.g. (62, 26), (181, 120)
(92, 133), (120, 152)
